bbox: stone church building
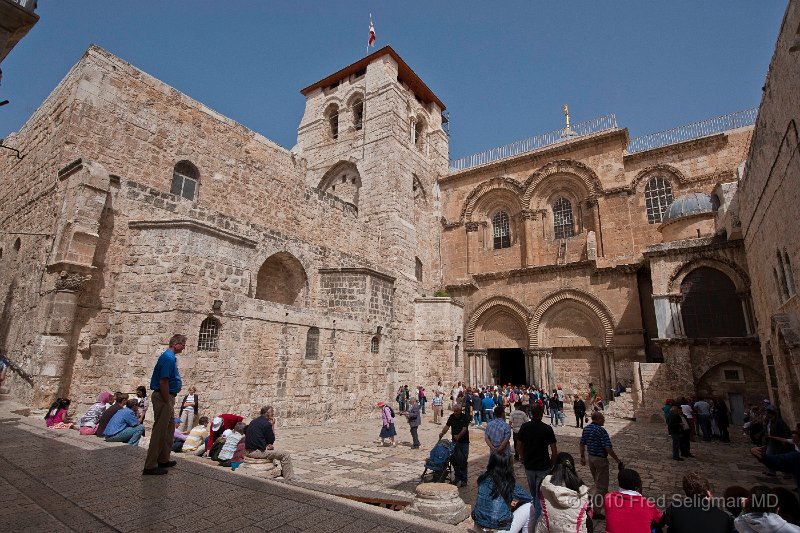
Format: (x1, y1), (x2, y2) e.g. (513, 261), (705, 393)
(1, 3), (797, 425)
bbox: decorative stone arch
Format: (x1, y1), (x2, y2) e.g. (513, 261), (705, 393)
(460, 177), (524, 222)
(317, 160), (362, 209)
(254, 251), (309, 306)
(466, 296), (530, 349)
(668, 257), (750, 294)
(630, 164), (687, 193)
(530, 289), (614, 347)
(522, 160), (603, 208)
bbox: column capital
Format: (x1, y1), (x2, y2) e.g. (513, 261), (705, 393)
(54, 271), (92, 292)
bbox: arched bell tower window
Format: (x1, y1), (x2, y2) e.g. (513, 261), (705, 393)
(352, 97), (364, 130)
(492, 211), (511, 249)
(553, 197), (574, 239)
(171, 161), (198, 201)
(325, 104), (339, 140)
(644, 176), (674, 224)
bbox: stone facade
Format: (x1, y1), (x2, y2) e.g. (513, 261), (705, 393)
(0, 45), (462, 424)
(0, 25), (793, 428)
(739, 0), (800, 426)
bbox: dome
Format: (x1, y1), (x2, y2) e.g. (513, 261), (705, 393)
(663, 192), (715, 222)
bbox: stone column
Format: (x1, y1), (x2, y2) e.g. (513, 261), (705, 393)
(465, 222), (480, 274)
(587, 196), (604, 257)
(632, 361), (643, 410)
(33, 159), (110, 408)
(668, 295), (686, 337)
(521, 210), (535, 267)
(602, 347), (617, 399)
(530, 349), (540, 387)
(546, 350), (555, 392)
(739, 291), (754, 335)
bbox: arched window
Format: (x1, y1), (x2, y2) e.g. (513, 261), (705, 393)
(370, 336), (380, 353)
(171, 161), (199, 201)
(13, 238), (20, 252)
(783, 250), (796, 297)
(553, 197), (574, 239)
(680, 267), (747, 338)
(774, 268), (786, 304)
(454, 344), (460, 366)
(325, 104), (339, 139)
(198, 316), (220, 351)
(644, 176), (674, 224)
(305, 327), (320, 359)
(492, 211), (511, 249)
(352, 97), (364, 130)
(415, 257), (423, 282)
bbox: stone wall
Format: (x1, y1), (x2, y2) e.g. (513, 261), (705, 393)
(738, 0), (800, 426)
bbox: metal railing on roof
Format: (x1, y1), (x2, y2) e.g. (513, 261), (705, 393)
(11, 0), (38, 11)
(627, 108), (757, 154)
(449, 114), (618, 172)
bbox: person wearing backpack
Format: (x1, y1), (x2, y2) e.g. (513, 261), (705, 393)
(378, 401), (397, 446)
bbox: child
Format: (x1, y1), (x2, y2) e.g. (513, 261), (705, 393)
(45, 398), (74, 429)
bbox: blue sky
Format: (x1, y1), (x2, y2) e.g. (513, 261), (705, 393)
(0, 1), (787, 160)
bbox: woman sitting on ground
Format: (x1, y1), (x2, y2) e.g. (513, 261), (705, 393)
(77, 391), (113, 435)
(472, 453), (532, 533)
(45, 398), (74, 429)
(536, 452), (592, 532)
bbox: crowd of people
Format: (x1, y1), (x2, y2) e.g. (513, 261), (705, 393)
(42, 334), (294, 480)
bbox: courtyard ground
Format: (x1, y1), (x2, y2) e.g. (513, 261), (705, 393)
(0, 398), (794, 532)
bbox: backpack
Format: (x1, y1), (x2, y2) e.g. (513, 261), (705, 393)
(388, 405), (395, 417)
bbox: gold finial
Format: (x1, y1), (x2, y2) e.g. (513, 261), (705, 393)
(563, 103), (570, 129)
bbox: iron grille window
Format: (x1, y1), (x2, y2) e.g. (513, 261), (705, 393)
(305, 327), (319, 359)
(171, 161), (198, 201)
(644, 176), (674, 224)
(198, 317), (220, 351)
(492, 211), (511, 249)
(680, 267), (747, 338)
(553, 197), (574, 239)
(371, 336), (380, 353)
(723, 369), (741, 381)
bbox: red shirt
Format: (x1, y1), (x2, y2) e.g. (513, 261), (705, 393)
(605, 491), (662, 533)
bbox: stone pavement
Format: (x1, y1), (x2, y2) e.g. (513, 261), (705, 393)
(0, 402), (455, 533)
(1, 399), (795, 532)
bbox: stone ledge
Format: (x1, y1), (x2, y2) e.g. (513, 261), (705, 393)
(128, 219), (258, 248)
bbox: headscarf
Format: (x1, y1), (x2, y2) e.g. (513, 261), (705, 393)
(96, 391), (113, 405)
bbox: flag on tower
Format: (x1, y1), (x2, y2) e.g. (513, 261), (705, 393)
(368, 15), (376, 48)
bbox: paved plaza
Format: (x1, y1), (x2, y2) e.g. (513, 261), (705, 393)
(1, 397), (795, 532)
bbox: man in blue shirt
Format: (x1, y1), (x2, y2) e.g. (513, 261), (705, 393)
(580, 411), (623, 518)
(104, 399), (144, 445)
(143, 334), (186, 475)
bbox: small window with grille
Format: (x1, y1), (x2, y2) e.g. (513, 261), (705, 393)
(722, 368), (742, 382)
(370, 336), (380, 353)
(305, 327), (320, 360)
(197, 316), (220, 351)
(492, 211), (511, 249)
(644, 176), (674, 224)
(553, 197), (574, 239)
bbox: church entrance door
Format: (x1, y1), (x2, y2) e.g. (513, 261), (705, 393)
(487, 348), (526, 386)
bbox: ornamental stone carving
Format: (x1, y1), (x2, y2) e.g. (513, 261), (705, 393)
(55, 272), (92, 292)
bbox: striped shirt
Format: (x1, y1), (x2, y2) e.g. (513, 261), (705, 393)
(509, 409), (529, 433)
(580, 423), (612, 457)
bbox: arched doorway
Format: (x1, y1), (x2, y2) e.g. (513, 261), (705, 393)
(537, 297), (608, 397)
(474, 305), (529, 385)
(680, 267), (747, 338)
(696, 361), (767, 425)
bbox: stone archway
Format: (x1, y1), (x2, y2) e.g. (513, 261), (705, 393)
(466, 297), (531, 386)
(255, 252), (308, 306)
(531, 289), (615, 398)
